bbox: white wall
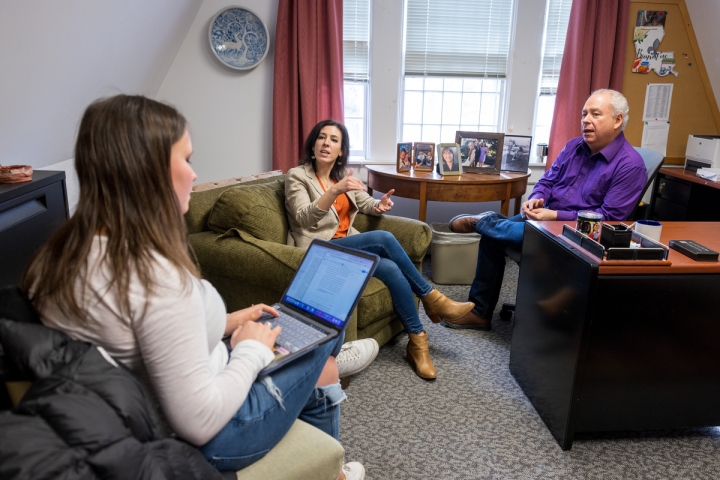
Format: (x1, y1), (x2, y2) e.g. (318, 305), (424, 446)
(0, 0), (202, 170)
(685, 0), (720, 113)
(156, 0), (279, 184)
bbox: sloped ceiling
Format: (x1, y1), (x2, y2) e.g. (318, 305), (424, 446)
(0, 0), (203, 168)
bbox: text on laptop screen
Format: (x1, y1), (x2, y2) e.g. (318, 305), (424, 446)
(284, 245), (375, 327)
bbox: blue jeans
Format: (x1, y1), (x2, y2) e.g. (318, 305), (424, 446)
(332, 230), (432, 334)
(199, 334), (345, 472)
(468, 213), (525, 319)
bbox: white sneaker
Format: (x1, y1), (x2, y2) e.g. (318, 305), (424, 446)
(342, 461), (366, 480)
(336, 339), (379, 378)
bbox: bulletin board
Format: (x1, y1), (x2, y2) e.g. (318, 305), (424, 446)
(623, 0), (720, 165)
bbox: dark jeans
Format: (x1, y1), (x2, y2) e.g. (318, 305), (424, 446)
(468, 213), (525, 319)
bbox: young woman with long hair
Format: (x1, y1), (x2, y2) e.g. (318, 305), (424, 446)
(24, 95), (364, 479)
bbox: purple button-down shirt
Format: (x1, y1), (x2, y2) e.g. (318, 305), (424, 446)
(529, 132), (646, 221)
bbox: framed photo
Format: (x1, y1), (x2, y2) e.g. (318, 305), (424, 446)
(437, 143), (462, 176)
(413, 142), (435, 171)
(501, 135), (532, 173)
(454, 131), (504, 175)
(396, 142), (413, 173)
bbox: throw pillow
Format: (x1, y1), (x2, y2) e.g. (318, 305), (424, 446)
(207, 179), (288, 244)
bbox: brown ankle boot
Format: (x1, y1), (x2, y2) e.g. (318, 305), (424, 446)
(406, 331), (436, 380)
(421, 289), (474, 324)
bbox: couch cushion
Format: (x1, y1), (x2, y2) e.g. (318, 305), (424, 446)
(207, 180), (288, 244)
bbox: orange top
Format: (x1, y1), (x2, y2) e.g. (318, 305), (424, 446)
(316, 174), (351, 238)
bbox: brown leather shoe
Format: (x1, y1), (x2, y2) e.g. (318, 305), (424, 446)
(448, 212), (492, 233)
(406, 331), (436, 380)
(421, 289), (474, 324)
(443, 309), (492, 331)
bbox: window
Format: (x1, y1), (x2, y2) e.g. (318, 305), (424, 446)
(343, 0), (370, 157)
(533, 0), (572, 154)
(402, 0), (514, 144)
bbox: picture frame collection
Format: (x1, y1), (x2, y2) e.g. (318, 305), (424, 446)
(396, 132), (532, 175)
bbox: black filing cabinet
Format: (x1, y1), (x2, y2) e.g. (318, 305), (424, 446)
(649, 167), (720, 221)
(0, 170), (69, 286)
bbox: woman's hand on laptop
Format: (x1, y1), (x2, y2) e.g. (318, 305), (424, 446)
(231, 320), (281, 349)
(225, 304), (278, 336)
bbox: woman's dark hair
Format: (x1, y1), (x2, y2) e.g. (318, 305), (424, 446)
(24, 94), (199, 321)
(442, 146), (456, 161)
(299, 119), (350, 182)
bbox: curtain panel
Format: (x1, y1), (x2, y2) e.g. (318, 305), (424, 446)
(546, 0), (630, 169)
(272, 0), (345, 172)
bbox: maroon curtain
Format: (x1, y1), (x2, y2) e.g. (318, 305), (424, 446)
(272, 0), (345, 172)
(546, 0), (630, 170)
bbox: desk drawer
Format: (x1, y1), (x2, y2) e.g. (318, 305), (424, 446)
(656, 176), (690, 206)
(652, 197), (687, 220)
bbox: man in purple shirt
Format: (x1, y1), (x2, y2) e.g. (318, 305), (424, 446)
(444, 89), (646, 330)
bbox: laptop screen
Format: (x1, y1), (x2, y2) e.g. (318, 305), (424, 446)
(283, 242), (376, 327)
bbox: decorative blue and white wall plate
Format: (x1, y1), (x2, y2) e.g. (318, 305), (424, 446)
(208, 6), (269, 70)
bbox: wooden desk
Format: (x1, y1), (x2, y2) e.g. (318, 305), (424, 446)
(648, 167), (720, 221)
(364, 164), (530, 222)
(510, 221), (720, 450)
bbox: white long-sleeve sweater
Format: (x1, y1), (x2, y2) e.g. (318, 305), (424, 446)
(38, 236), (274, 445)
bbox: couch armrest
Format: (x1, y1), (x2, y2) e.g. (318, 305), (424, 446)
(235, 420), (344, 480)
(352, 213), (431, 263)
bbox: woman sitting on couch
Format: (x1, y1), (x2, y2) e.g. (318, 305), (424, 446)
(284, 120), (475, 380)
(23, 95), (364, 480)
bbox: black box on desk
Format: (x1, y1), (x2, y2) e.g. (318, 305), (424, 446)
(599, 224), (632, 249)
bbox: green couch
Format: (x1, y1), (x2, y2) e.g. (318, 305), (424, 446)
(185, 171), (432, 346)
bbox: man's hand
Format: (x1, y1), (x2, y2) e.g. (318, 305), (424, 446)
(522, 198), (545, 216)
(374, 189), (395, 214)
(225, 304), (278, 336)
(524, 208), (558, 221)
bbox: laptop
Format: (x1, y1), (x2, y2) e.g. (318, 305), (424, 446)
(258, 239), (379, 375)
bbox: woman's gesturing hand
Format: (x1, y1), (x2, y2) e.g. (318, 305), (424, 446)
(230, 320), (281, 349)
(332, 168), (367, 194)
(374, 189), (395, 214)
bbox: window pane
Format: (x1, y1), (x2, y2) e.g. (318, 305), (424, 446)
(404, 91), (424, 124)
(425, 77), (443, 91)
(444, 78), (463, 92)
(479, 93), (498, 125)
(441, 92), (462, 124)
(405, 77), (424, 90)
(482, 79), (502, 93)
(422, 125), (440, 143)
(344, 83), (365, 117)
(402, 76), (504, 147)
(422, 92), (443, 124)
(403, 124), (422, 142)
(460, 93), (480, 125)
(536, 95), (556, 127)
(345, 118), (364, 151)
(463, 78), (483, 92)
(441, 125), (459, 143)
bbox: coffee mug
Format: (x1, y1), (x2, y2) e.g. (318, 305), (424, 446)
(634, 219), (662, 242)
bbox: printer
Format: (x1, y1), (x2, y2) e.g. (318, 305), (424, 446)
(685, 135), (720, 171)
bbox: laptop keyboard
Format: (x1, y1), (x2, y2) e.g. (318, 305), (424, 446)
(268, 312), (326, 353)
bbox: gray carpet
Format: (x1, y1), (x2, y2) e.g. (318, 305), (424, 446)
(340, 258), (720, 479)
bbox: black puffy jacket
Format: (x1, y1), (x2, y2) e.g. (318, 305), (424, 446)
(0, 287), (224, 480)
